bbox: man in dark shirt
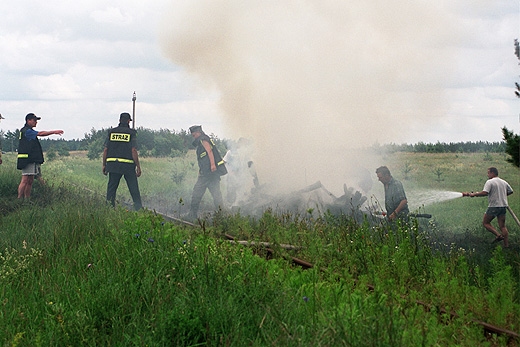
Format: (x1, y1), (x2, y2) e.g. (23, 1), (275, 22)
(187, 125), (227, 220)
(376, 166), (409, 221)
(17, 113), (64, 199)
(102, 112), (142, 211)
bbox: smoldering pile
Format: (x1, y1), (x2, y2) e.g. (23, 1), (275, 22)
(230, 180), (369, 223)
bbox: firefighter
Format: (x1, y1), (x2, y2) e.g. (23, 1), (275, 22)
(17, 113), (64, 199)
(102, 112), (142, 211)
(188, 125), (227, 220)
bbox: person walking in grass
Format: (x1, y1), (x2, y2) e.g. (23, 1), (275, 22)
(187, 125), (227, 220)
(462, 167), (513, 247)
(17, 113), (64, 199)
(102, 112), (142, 211)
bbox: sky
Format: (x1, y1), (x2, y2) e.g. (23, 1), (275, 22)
(1, 0), (519, 194)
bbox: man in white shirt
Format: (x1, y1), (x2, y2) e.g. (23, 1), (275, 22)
(462, 167), (514, 247)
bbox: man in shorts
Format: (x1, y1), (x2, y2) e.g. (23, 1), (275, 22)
(462, 167), (514, 247)
(17, 113), (64, 199)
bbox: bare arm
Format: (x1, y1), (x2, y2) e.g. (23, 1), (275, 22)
(37, 130), (64, 137)
(132, 147), (141, 177)
(462, 191), (488, 197)
(389, 199), (408, 221)
(102, 147), (108, 175)
(202, 140), (216, 172)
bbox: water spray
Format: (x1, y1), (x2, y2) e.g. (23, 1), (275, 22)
(410, 190), (463, 207)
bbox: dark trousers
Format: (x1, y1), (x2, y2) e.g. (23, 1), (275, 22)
(190, 173), (224, 217)
(107, 171), (142, 211)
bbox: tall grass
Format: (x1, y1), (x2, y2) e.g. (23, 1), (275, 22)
(0, 152), (518, 346)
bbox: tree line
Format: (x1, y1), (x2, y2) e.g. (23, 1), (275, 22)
(372, 141), (505, 154)
(0, 127), (227, 160)
(0, 127), (510, 159)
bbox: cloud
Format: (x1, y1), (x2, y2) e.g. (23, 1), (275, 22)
(26, 73), (82, 100)
(90, 7), (133, 25)
(0, 1), (226, 140)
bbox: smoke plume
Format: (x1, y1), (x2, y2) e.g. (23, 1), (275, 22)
(159, 1), (458, 195)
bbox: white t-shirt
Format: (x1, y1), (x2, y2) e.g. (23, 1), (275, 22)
(483, 177), (513, 207)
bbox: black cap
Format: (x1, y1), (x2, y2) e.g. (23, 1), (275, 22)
(189, 125), (202, 133)
(119, 112), (132, 121)
(25, 113), (41, 121)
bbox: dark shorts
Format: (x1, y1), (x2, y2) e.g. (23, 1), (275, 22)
(21, 162), (41, 176)
(485, 207), (507, 217)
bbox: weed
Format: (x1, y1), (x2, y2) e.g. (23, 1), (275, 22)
(433, 167), (445, 182)
(403, 161), (413, 180)
(483, 152), (493, 161)
(0, 245), (43, 280)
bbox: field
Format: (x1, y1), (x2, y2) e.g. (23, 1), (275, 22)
(0, 151), (519, 346)
(40, 150), (520, 236)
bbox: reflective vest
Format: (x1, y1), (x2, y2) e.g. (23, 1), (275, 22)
(193, 134), (227, 176)
(105, 125), (137, 172)
(17, 125), (44, 170)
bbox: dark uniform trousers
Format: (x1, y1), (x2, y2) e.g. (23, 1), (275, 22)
(190, 172), (224, 217)
(107, 167), (142, 211)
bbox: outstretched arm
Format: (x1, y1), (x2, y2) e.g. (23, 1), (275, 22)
(37, 130), (64, 137)
(462, 191), (488, 197)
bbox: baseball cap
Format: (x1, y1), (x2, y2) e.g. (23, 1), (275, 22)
(25, 113), (41, 121)
(189, 125), (202, 133)
(119, 112), (132, 121)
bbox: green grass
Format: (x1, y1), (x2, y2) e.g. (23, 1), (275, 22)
(35, 151), (216, 217)
(376, 152), (520, 235)
(0, 152), (519, 346)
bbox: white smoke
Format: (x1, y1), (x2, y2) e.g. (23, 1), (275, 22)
(159, 1), (459, 195)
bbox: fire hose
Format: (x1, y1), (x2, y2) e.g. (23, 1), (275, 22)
(462, 193), (520, 228)
(409, 213), (432, 219)
(507, 206), (520, 228)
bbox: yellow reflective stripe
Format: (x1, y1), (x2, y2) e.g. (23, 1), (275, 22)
(18, 154), (29, 158)
(199, 152), (207, 158)
(217, 160), (224, 166)
(106, 158), (134, 164)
